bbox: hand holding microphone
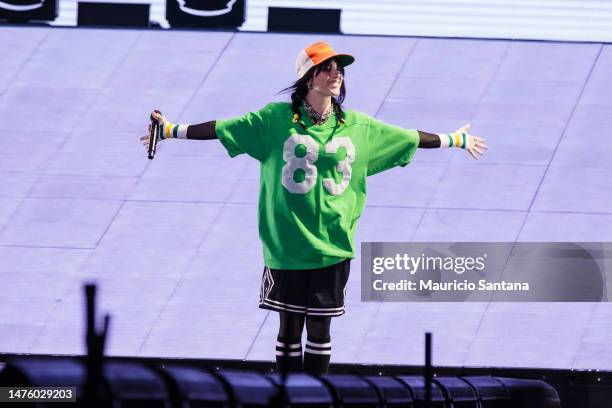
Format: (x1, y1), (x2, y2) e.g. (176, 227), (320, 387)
(140, 110), (165, 159)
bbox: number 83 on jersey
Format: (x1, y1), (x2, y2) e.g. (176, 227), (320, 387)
(281, 135), (356, 196)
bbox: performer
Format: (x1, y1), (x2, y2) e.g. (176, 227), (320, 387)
(140, 41), (487, 376)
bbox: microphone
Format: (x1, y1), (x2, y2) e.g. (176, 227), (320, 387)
(148, 113), (160, 160)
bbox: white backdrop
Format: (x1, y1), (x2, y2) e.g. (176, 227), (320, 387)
(52, 0), (612, 42)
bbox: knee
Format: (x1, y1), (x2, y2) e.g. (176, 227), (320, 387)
(305, 316), (331, 339)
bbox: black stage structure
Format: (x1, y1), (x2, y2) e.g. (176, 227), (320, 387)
(2, 352), (611, 407)
(0, 285), (609, 407)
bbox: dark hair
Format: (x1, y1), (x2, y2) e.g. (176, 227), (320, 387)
(279, 58), (346, 129)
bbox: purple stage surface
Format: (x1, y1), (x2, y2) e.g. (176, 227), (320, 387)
(1, 26), (611, 370)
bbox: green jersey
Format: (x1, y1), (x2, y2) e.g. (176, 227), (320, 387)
(215, 102), (419, 270)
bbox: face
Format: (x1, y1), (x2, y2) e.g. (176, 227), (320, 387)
(308, 59), (344, 97)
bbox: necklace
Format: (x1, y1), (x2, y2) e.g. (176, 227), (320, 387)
(303, 100), (332, 125)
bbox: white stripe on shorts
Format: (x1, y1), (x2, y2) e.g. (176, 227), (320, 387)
(264, 298), (307, 310)
(306, 309), (344, 316)
(306, 306), (345, 311)
(261, 301), (306, 315)
(262, 267), (274, 301)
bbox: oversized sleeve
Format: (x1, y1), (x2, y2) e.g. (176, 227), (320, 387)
(215, 104), (270, 162)
(366, 117), (419, 176)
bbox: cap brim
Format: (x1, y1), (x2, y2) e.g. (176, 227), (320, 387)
(335, 54), (355, 67)
(321, 53), (355, 68)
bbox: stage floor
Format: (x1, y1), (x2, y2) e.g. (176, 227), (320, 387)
(1, 26), (611, 370)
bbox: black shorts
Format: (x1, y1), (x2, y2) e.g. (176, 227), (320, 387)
(259, 259), (351, 317)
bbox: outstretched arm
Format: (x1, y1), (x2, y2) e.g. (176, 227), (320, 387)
(417, 130), (442, 148)
(153, 110), (218, 140)
(140, 110), (217, 149)
(141, 105), (271, 162)
(186, 121), (217, 140)
(418, 123), (487, 160)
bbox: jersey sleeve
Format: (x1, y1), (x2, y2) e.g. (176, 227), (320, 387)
(366, 117), (419, 176)
(215, 105), (270, 162)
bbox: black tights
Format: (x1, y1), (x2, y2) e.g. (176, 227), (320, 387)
(278, 312), (305, 339)
(276, 312), (332, 376)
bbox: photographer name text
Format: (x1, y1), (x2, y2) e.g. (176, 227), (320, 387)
(372, 279), (530, 292)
